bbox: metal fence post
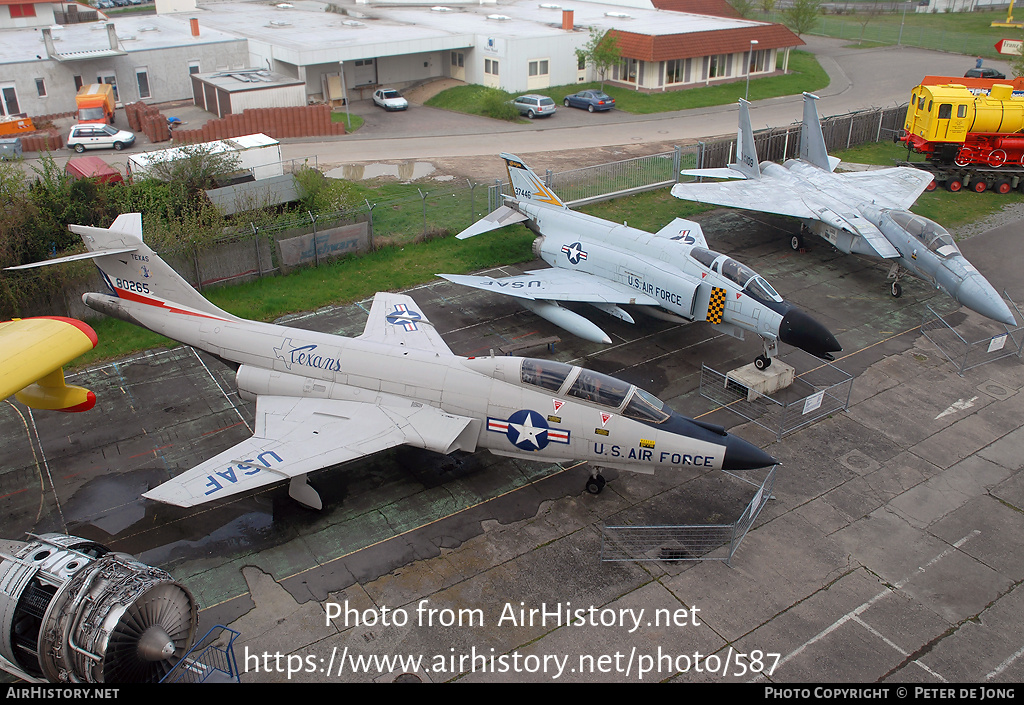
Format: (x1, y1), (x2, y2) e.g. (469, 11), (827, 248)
(308, 210), (319, 267)
(417, 188), (428, 235)
(673, 145), (681, 183)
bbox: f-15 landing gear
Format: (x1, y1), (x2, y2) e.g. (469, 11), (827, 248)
(887, 262), (904, 298)
(586, 472), (607, 495)
(754, 354), (772, 370)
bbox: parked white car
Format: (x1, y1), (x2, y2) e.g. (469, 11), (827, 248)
(67, 123), (136, 153)
(372, 88), (408, 111)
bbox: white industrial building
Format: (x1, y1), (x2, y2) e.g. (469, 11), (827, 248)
(0, 0), (803, 118)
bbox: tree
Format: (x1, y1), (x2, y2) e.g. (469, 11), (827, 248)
(729, 0), (757, 17)
(576, 27), (621, 89)
(758, 0), (776, 15)
(782, 0), (823, 37)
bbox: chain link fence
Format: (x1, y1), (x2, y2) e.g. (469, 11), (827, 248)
(600, 465), (776, 564)
(921, 293), (1024, 375)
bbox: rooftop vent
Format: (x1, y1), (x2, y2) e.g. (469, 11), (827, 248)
(486, 14), (511, 20)
(431, 5), (453, 10)
(539, 3), (561, 7)
(342, 19), (365, 26)
(605, 11), (631, 17)
(268, 19), (291, 26)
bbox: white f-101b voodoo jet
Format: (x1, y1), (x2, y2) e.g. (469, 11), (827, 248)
(439, 153), (840, 370)
(670, 93), (1016, 328)
(8, 214), (776, 506)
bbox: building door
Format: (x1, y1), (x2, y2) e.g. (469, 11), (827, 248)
(97, 73), (119, 101)
(450, 51), (465, 81)
(352, 59), (376, 86)
(0, 84), (19, 116)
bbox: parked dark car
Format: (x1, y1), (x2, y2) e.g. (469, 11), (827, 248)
(964, 67), (1006, 80)
(563, 89), (615, 112)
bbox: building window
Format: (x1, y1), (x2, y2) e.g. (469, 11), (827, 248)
(749, 49), (769, 74)
(665, 59), (685, 85)
(188, 61), (201, 75)
(74, 75), (84, 91)
(708, 54), (731, 79)
(451, 51), (464, 68)
(8, 4), (37, 18)
(528, 59), (549, 78)
(35, 79), (46, 97)
(136, 68), (150, 99)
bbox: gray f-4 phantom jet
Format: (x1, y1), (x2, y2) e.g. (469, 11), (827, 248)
(8, 215), (776, 504)
(439, 153), (840, 369)
(670, 93), (1016, 328)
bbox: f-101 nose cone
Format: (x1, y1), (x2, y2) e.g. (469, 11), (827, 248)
(779, 307), (842, 360)
(955, 274), (1017, 328)
(722, 433), (777, 471)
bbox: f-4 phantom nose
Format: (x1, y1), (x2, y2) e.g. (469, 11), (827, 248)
(722, 433), (777, 471)
(779, 307), (842, 361)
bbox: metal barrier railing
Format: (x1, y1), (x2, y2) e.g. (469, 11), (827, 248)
(921, 293), (1024, 376)
(698, 350), (853, 440)
(600, 465), (776, 565)
(161, 625), (242, 684)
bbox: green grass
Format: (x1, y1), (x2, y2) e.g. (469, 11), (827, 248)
(426, 50), (828, 117)
(833, 141), (1024, 227)
(331, 111), (364, 132)
(756, 8), (1023, 60)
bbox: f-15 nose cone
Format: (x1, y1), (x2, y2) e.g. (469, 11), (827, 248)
(722, 434), (777, 471)
(955, 274), (1017, 328)
(779, 307), (842, 360)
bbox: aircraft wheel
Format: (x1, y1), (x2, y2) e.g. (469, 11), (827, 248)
(973, 180), (988, 193)
(586, 475), (606, 495)
(995, 180), (1012, 194)
(946, 179), (962, 192)
(754, 355), (771, 370)
(891, 281), (902, 298)
(790, 234), (804, 251)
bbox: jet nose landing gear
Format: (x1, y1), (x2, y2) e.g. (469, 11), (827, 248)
(586, 472), (607, 495)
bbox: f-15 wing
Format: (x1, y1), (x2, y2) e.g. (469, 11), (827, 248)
(671, 177), (819, 220)
(838, 167), (935, 210)
(438, 267), (661, 306)
(143, 394), (476, 508)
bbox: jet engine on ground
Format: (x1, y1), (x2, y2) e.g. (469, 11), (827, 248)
(0, 534), (197, 683)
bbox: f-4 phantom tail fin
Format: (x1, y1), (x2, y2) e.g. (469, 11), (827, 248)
(501, 153), (566, 208)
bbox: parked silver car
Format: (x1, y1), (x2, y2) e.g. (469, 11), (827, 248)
(512, 94), (556, 118)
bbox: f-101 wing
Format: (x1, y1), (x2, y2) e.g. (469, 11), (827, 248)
(438, 267), (661, 306)
(356, 291), (452, 356)
(143, 394), (477, 508)
(670, 178), (819, 220)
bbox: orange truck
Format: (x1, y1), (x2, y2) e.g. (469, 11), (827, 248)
(75, 84), (116, 124)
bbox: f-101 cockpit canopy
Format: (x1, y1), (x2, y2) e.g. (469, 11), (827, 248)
(887, 209), (959, 258)
(689, 246), (783, 303)
(518, 358), (671, 423)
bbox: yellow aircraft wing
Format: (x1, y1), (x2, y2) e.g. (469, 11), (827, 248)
(0, 316), (98, 412)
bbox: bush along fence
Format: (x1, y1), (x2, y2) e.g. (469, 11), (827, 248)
(4, 103), (910, 320)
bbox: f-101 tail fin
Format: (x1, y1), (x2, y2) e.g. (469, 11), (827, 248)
(501, 152), (567, 208)
(7, 213), (236, 321)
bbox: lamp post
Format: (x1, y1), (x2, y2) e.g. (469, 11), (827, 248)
(745, 39), (759, 101)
